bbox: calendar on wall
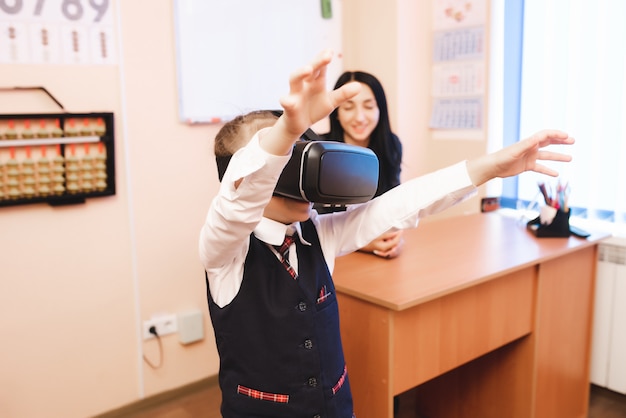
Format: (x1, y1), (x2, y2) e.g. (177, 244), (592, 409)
(0, 0), (117, 65)
(429, 0), (487, 132)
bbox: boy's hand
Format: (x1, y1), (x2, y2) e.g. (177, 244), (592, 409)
(279, 50), (361, 139)
(467, 130), (575, 186)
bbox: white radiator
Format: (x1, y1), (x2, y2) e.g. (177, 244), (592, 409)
(590, 238), (626, 394)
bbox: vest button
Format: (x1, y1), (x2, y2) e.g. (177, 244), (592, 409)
(304, 339), (313, 349)
(298, 301), (307, 312)
(308, 377), (318, 387)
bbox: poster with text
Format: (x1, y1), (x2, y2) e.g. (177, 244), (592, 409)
(0, 0), (117, 65)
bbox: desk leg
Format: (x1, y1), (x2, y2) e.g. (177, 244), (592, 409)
(338, 293), (393, 418)
(533, 246), (596, 418)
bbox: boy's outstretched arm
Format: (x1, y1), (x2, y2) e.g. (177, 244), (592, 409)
(260, 49), (361, 157)
(466, 130), (575, 187)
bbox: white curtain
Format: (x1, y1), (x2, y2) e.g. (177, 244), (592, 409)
(517, 0), (626, 225)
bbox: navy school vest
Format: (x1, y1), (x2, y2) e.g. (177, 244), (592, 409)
(207, 219), (354, 418)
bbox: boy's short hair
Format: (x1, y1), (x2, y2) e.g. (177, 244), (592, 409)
(214, 110), (278, 181)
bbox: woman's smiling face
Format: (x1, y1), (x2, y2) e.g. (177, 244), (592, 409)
(336, 82), (380, 147)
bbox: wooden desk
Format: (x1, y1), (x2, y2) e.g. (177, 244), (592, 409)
(333, 212), (607, 418)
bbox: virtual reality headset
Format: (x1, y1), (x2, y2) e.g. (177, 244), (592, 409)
(273, 128), (379, 204)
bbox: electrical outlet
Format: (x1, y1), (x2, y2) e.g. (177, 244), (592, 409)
(143, 314), (177, 340)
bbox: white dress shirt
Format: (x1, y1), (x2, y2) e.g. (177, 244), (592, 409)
(199, 129), (477, 307)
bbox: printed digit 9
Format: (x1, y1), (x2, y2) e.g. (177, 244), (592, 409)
(89, 0), (108, 22)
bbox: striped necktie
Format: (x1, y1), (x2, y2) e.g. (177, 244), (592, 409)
(274, 234), (297, 279)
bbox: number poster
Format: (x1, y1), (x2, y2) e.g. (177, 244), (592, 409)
(0, 0), (116, 65)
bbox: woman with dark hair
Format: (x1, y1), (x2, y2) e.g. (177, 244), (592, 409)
(323, 71), (405, 259)
(326, 71), (403, 195)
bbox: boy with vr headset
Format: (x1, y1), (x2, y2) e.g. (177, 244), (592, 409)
(199, 50), (574, 418)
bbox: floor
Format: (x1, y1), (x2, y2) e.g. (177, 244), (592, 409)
(114, 383), (626, 418)
(589, 385), (626, 418)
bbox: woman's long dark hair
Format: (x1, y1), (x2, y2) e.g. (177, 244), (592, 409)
(326, 71), (403, 196)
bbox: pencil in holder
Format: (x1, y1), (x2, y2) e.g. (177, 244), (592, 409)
(527, 206), (571, 238)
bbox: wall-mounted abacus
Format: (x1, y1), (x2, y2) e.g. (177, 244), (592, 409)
(0, 112), (115, 207)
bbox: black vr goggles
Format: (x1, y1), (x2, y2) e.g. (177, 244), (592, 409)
(274, 128), (379, 204)
(215, 117), (379, 204)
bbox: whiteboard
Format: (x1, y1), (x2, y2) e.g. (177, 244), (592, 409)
(173, 0), (343, 124)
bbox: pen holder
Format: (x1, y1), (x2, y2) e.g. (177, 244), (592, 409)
(527, 207), (571, 238)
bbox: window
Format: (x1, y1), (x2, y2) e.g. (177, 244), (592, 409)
(495, 0), (626, 232)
